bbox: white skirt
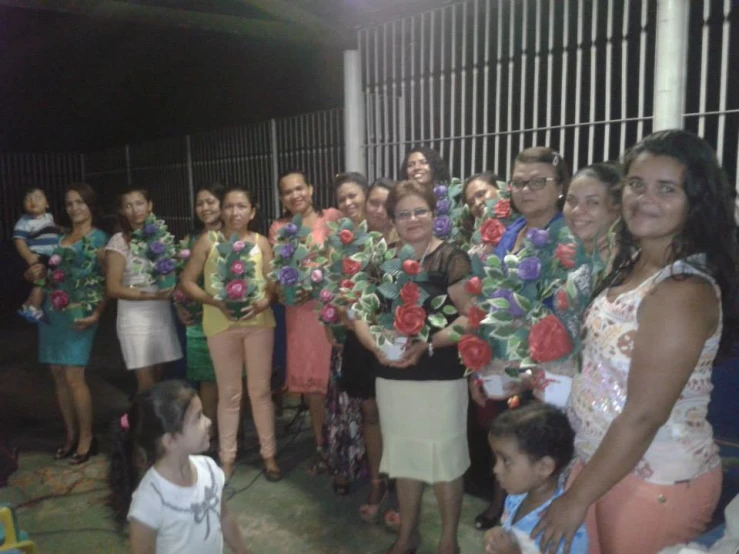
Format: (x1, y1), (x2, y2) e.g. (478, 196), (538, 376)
(116, 298), (183, 370)
(376, 377), (470, 484)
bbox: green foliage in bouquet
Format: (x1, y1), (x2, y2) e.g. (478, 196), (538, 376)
(45, 236), (105, 318)
(129, 214), (177, 290)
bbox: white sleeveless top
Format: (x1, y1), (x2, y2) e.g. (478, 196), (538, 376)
(568, 256), (722, 484)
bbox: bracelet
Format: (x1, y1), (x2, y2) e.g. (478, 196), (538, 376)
(427, 342), (434, 357)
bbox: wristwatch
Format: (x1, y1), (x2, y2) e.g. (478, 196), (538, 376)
(427, 342), (434, 357)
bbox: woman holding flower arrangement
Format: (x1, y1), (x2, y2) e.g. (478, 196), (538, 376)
(268, 169), (341, 473)
(398, 146), (451, 190)
(180, 185), (279, 481)
(535, 131), (736, 553)
(25, 183), (109, 464)
(105, 188), (183, 392)
(353, 180), (473, 554)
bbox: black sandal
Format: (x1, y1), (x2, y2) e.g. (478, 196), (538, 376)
(54, 441), (77, 460)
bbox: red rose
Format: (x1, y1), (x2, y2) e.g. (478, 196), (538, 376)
(458, 334), (493, 371)
(50, 290), (70, 310)
(554, 243), (577, 269)
(555, 289), (570, 312)
(465, 276), (483, 295)
(480, 218), (506, 246)
(528, 315), (573, 362)
(393, 304), (426, 337)
(402, 259), (422, 276)
(338, 229), (355, 245)
(399, 282), (420, 305)
(468, 305), (486, 329)
(342, 258), (361, 276)
(494, 199), (512, 219)
(339, 279), (355, 290)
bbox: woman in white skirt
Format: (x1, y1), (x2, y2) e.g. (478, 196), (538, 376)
(105, 188), (182, 391)
(354, 180), (473, 554)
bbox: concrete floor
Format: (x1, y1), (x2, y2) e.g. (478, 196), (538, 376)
(0, 311), (489, 553)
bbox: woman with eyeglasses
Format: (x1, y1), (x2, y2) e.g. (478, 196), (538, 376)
(354, 180), (473, 554)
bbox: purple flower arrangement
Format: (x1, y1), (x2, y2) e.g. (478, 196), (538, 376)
(268, 214), (316, 305)
(211, 233), (259, 316)
(431, 178), (467, 248)
(130, 214), (178, 290)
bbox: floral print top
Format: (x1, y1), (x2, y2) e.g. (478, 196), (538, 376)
(568, 256), (722, 484)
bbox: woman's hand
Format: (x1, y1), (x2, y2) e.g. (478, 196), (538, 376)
(23, 263), (47, 283)
(213, 300), (238, 322)
(324, 325), (343, 349)
(469, 377), (488, 408)
(386, 340), (427, 368)
(531, 491), (589, 554)
(175, 304), (196, 326)
(154, 288), (173, 300)
(484, 526), (521, 554)
(239, 297), (270, 321)
(72, 311), (100, 331)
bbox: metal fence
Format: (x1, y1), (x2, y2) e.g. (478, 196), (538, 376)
(359, 0), (739, 208)
(84, 108), (345, 238)
(0, 152), (84, 241)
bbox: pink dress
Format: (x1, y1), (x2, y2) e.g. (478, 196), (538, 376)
(269, 208), (341, 394)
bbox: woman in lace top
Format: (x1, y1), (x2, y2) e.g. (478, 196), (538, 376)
(534, 130), (737, 554)
(354, 180), (472, 554)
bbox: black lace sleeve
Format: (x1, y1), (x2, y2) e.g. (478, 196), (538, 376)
(422, 243), (472, 289)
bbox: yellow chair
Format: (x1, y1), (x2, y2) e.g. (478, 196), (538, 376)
(0, 504), (38, 554)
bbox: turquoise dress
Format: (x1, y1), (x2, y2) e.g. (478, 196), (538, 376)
(38, 229), (109, 367)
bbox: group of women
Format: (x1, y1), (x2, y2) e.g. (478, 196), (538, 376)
(23, 128), (737, 554)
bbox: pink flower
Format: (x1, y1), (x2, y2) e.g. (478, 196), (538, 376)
(311, 269), (324, 284)
(50, 290), (69, 310)
(173, 289), (187, 303)
(178, 249), (191, 259)
(320, 304), (339, 324)
(51, 269), (65, 283)
(319, 289), (334, 303)
(232, 240), (246, 253)
(48, 254), (62, 267)
(230, 260), (245, 276)
(225, 279), (246, 300)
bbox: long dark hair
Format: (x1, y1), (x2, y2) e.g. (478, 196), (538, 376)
(63, 183), (102, 229)
(570, 162), (623, 207)
(594, 130), (737, 353)
(461, 171), (500, 240)
(117, 187), (152, 238)
(108, 380), (196, 524)
(191, 181), (225, 232)
(220, 184), (262, 233)
(398, 145), (451, 184)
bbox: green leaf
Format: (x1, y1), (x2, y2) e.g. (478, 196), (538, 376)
(294, 245), (310, 261)
(377, 282), (399, 300)
(489, 298), (510, 310)
(381, 259), (401, 274)
(519, 357), (537, 369)
(428, 313), (447, 328)
(490, 325), (517, 339)
(398, 244), (415, 262)
(471, 254), (485, 277)
(442, 304), (458, 316)
(430, 295), (447, 310)
(449, 330), (462, 343)
(419, 327), (430, 342)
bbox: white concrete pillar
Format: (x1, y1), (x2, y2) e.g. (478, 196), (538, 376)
(653, 0), (690, 131)
(343, 50), (366, 173)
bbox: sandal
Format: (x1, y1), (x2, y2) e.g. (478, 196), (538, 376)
(384, 508), (401, 532)
(306, 448), (328, 476)
(53, 440), (77, 460)
(332, 477), (351, 496)
(263, 458), (282, 482)
(359, 478), (389, 524)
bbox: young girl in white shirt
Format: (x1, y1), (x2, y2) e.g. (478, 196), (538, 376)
(108, 380), (248, 554)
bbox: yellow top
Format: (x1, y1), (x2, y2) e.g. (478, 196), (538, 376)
(202, 232), (275, 337)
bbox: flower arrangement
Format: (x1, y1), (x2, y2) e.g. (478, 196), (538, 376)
(457, 217), (578, 376)
(432, 179), (467, 247)
(129, 214), (177, 290)
(316, 218), (389, 328)
(171, 238), (202, 319)
(45, 236), (105, 320)
(269, 214), (317, 305)
(354, 244), (457, 360)
(468, 190), (519, 258)
(208, 233), (259, 316)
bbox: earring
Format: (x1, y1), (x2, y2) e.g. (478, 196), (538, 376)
(558, 193), (564, 199)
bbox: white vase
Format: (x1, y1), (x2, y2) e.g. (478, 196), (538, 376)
(379, 336), (409, 362)
(534, 371), (573, 408)
(481, 373), (517, 400)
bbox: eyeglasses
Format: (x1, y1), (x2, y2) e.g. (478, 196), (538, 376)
(395, 208), (431, 221)
(508, 177), (557, 191)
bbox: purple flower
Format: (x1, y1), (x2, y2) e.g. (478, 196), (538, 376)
(280, 243), (296, 259)
(150, 241), (166, 255)
(525, 228), (550, 248)
(517, 257), (542, 281)
(436, 198), (452, 215)
(433, 215), (453, 238)
(433, 184), (448, 198)
(278, 266), (300, 286)
(283, 223), (298, 237)
(144, 223), (158, 236)
(155, 258), (176, 275)
(490, 288), (525, 318)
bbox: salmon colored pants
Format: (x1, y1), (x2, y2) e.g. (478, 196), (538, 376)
(207, 326), (276, 463)
(568, 459), (722, 554)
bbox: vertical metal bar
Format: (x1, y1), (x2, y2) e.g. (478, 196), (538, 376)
(545, 0), (554, 146)
(637, 0), (648, 140)
(460, 1), (468, 176)
(439, 8), (446, 162)
(494, 0), (503, 176)
(392, 19), (399, 179)
(420, 12), (426, 144)
(587, 0), (598, 165)
(374, 26), (382, 177)
(471, 0), (480, 173)
(604, 0), (614, 161)
(429, 10), (436, 153)
(506, 1), (515, 167)
(559, 0), (570, 154)
(449, 5), (458, 173)
(518, 0), (528, 153)
(270, 119), (280, 220)
(410, 17), (416, 149)
(532, 0), (542, 147)
(697, 1), (710, 136)
(619, 0), (630, 155)
(716, 0), (731, 160)
(573, 0), (584, 170)
(383, 24), (390, 177)
(482, 0), (491, 169)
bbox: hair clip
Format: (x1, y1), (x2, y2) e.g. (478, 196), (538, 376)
(120, 413), (130, 430)
(552, 153), (560, 167)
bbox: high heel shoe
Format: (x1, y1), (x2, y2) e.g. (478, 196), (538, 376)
(359, 479), (389, 524)
(54, 440), (78, 460)
(69, 437), (98, 465)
